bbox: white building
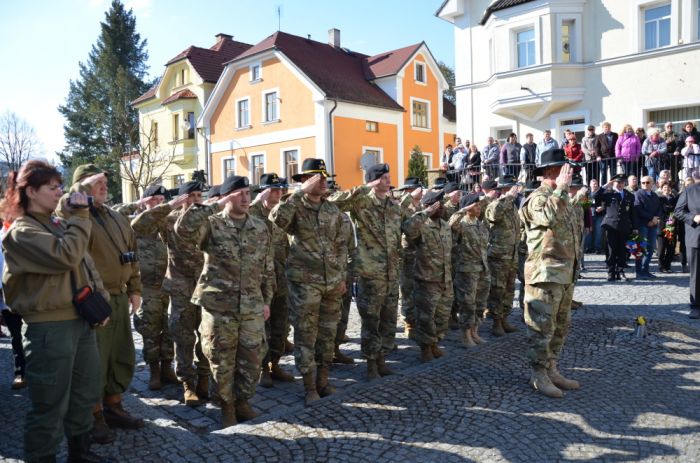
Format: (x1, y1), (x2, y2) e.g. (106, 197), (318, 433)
(437, 0), (700, 143)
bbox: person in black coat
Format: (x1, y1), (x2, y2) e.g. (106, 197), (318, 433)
(594, 173), (637, 281)
(674, 181), (700, 319)
(593, 122), (619, 184)
(634, 176), (662, 278)
(657, 182), (677, 273)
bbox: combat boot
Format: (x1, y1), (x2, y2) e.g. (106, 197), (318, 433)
(332, 346), (354, 364)
(420, 344), (434, 363)
(270, 359), (295, 382)
(461, 328), (476, 347)
(529, 367), (564, 398)
(431, 342), (444, 358)
(102, 398), (144, 429)
(221, 402), (237, 428)
(491, 318), (506, 337)
(90, 410), (116, 444)
(235, 399), (258, 422)
(316, 366), (336, 397)
(302, 372), (320, 405)
(259, 363), (273, 388)
(67, 432), (103, 462)
(183, 381), (201, 407)
(471, 325), (485, 344)
(148, 361), (162, 391)
(501, 317), (519, 333)
(366, 359), (380, 381)
(376, 353), (394, 376)
(195, 375), (210, 401)
(547, 360), (580, 390)
(160, 360), (178, 384)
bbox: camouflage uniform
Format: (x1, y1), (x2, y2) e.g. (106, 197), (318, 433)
(517, 222), (528, 310)
(398, 194), (421, 327)
(442, 197), (461, 325)
(329, 186), (402, 360)
(270, 191), (344, 374)
(174, 204), (274, 405)
(249, 201), (290, 363)
(478, 195), (495, 222)
(485, 195), (520, 320)
(131, 204), (210, 384)
(519, 183), (580, 368)
(336, 213), (356, 345)
(402, 210), (453, 346)
(449, 211), (490, 328)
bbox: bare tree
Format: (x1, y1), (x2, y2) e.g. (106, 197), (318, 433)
(0, 111), (41, 172)
(119, 122), (175, 198)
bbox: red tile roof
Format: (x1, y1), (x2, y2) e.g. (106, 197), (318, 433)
(161, 89), (197, 105)
(364, 43), (423, 79)
(132, 80), (159, 105)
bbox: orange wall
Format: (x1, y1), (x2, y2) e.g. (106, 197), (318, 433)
(444, 132), (456, 149)
(402, 52), (441, 174)
(210, 57), (315, 143)
(333, 116), (399, 188)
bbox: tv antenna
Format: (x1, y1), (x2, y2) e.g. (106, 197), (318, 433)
(276, 5), (281, 31)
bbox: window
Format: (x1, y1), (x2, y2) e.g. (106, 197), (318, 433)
(415, 62), (426, 83)
(283, 149), (299, 180)
(422, 154), (432, 168)
(250, 64), (261, 82)
(649, 106), (700, 133)
(264, 91), (278, 122)
(412, 99), (429, 129)
(517, 28), (536, 68)
(644, 3), (671, 50)
(173, 174), (184, 188)
(561, 20), (573, 63)
(698, 2), (700, 41)
(180, 69), (186, 86)
(237, 99), (250, 128)
(223, 158), (236, 179)
(251, 154), (265, 184)
(186, 112), (195, 139)
(366, 121), (378, 132)
(495, 128), (513, 144)
(172, 114), (179, 141)
(151, 122), (158, 148)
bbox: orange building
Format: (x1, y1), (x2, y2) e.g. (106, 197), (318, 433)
(199, 29), (456, 188)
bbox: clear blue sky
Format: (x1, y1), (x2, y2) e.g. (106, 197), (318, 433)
(0, 0), (454, 160)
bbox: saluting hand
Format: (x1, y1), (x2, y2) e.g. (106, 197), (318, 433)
(410, 186), (423, 200)
(257, 187), (272, 204)
(425, 201), (441, 216)
(67, 191), (89, 209)
(556, 163), (573, 188)
(129, 294), (142, 315)
(169, 193), (190, 209)
(367, 178), (382, 189)
(263, 304), (270, 321)
(300, 174), (321, 194)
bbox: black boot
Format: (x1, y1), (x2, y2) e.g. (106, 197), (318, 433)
(68, 432), (107, 462)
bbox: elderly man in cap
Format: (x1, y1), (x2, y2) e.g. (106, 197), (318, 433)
(485, 174), (521, 336)
(131, 180), (211, 407)
(175, 175), (273, 427)
(249, 173), (296, 387)
(56, 164), (144, 439)
(593, 173), (637, 281)
(403, 190), (453, 361)
(329, 163), (402, 380)
(450, 193), (490, 347)
(519, 149), (581, 398)
(271, 158), (345, 405)
(396, 177), (424, 338)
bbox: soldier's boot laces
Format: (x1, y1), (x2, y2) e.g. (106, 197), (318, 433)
(366, 359), (380, 381)
(502, 317), (519, 333)
(221, 402), (237, 428)
(148, 361), (162, 391)
(332, 346), (355, 364)
(160, 360), (178, 384)
(472, 322), (486, 344)
(270, 360), (296, 382)
(547, 360), (581, 390)
(491, 318), (506, 337)
(235, 399), (258, 422)
(195, 375), (210, 401)
(420, 344), (434, 363)
(462, 328), (476, 347)
(316, 366), (336, 397)
(302, 372), (321, 405)
(431, 342), (445, 358)
(529, 367), (564, 398)
(259, 363), (274, 388)
(376, 353), (394, 376)
(183, 381), (201, 407)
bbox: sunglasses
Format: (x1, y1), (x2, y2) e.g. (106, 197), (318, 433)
(641, 181), (651, 184)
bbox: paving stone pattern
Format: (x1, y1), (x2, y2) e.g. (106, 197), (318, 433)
(2, 255), (700, 462)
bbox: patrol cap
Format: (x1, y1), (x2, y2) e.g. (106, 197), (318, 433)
(431, 177), (448, 190)
(72, 163), (105, 184)
(421, 189), (445, 206)
(179, 181), (204, 195)
(365, 163), (390, 183)
(611, 173), (626, 183)
(481, 179), (498, 190)
(207, 185), (221, 198)
(459, 193), (480, 209)
(143, 184), (167, 198)
(257, 173), (287, 191)
(220, 175), (250, 195)
(444, 182), (460, 194)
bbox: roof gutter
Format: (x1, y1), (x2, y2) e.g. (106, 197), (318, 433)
(328, 99), (338, 174)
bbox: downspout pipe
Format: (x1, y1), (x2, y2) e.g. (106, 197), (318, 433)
(328, 99), (338, 174)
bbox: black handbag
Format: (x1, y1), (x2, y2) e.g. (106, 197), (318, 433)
(71, 265), (112, 327)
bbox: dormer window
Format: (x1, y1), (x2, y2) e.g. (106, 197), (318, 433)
(414, 62), (426, 84)
(250, 63), (262, 82)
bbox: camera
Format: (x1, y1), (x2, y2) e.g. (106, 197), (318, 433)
(68, 195), (94, 209)
(119, 251), (139, 264)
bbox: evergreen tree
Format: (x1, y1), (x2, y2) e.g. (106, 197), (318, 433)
(437, 61), (456, 104)
(407, 145), (428, 186)
(58, 0), (150, 201)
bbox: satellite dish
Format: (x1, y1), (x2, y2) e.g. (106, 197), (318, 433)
(360, 151), (378, 170)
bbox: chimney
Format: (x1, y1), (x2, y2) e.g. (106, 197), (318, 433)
(328, 28), (340, 48)
(215, 33), (233, 42)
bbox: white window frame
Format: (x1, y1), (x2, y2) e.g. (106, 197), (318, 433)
(249, 62), (262, 82)
(643, 2), (672, 50)
(633, 0), (678, 52)
(280, 146), (301, 182)
(262, 88), (280, 124)
(492, 126), (514, 145)
(414, 61), (427, 85)
(236, 97), (251, 130)
(422, 152), (433, 169)
(361, 146), (384, 163)
(249, 152), (266, 184)
(410, 97), (431, 132)
(549, 109), (591, 143)
(515, 27), (536, 69)
(221, 156), (236, 182)
(555, 14), (582, 63)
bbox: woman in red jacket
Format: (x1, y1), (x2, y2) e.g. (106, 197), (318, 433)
(564, 130), (584, 174)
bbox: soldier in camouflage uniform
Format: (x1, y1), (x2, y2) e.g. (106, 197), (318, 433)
(249, 173), (296, 387)
(175, 175), (273, 427)
(449, 193), (490, 347)
(519, 149), (581, 398)
(479, 179), (499, 221)
(396, 177), (423, 338)
(516, 181), (539, 312)
(402, 190), (453, 362)
(442, 181), (463, 329)
(569, 175), (588, 309)
(333, 210), (357, 364)
(485, 174), (521, 337)
(270, 159), (345, 405)
(131, 181), (211, 407)
(328, 163), (402, 380)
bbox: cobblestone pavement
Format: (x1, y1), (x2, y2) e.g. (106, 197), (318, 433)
(2, 255), (700, 462)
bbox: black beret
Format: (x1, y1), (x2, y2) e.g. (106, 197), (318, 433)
(443, 182), (460, 194)
(207, 185), (221, 198)
(421, 189), (445, 206)
(220, 175), (250, 195)
(365, 163), (390, 183)
(482, 179), (498, 190)
(179, 181), (204, 195)
(143, 184), (167, 198)
(459, 193), (480, 209)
